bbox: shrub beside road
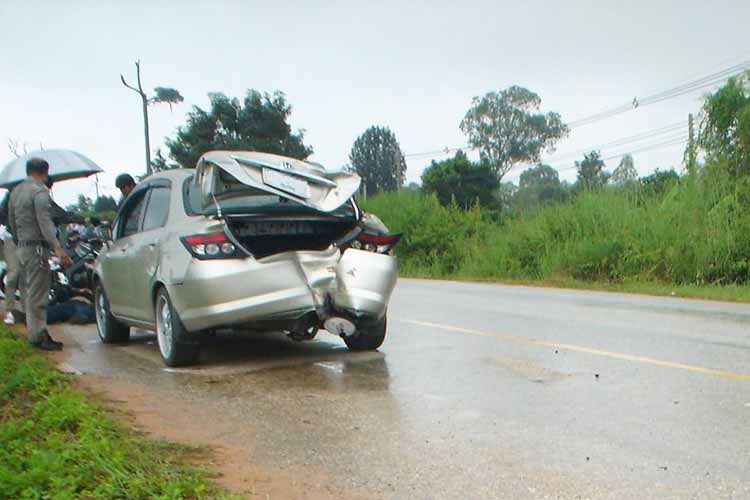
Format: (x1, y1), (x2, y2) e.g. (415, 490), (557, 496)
(364, 166), (750, 302)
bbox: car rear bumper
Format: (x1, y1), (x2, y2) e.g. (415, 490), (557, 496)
(169, 248), (397, 331)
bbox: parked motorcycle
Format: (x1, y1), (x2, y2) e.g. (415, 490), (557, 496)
(0, 222), (109, 304)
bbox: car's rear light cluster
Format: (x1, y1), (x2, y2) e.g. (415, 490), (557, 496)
(350, 232), (402, 254)
(181, 232), (239, 259)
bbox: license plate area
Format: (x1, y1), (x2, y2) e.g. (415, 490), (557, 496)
(236, 221), (317, 237)
(262, 168), (311, 199)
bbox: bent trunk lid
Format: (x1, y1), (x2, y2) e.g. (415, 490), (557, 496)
(195, 150), (361, 214)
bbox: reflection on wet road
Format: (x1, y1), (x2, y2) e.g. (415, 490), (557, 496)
(55, 279), (750, 499)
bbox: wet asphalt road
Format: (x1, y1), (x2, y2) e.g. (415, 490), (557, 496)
(57, 279), (750, 499)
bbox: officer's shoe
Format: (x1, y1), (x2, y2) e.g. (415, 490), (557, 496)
(32, 331), (64, 351)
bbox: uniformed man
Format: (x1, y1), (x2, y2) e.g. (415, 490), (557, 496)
(8, 158), (72, 350)
(0, 187), (21, 324)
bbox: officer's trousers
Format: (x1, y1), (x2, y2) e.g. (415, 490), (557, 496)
(18, 245), (50, 344)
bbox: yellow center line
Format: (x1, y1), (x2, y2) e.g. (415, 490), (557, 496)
(404, 320), (750, 380)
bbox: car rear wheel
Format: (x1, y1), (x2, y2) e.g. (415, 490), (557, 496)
(95, 283), (130, 343)
(344, 314), (387, 351)
(155, 288), (199, 367)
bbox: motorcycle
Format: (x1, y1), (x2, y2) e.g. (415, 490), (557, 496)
(0, 222), (108, 304)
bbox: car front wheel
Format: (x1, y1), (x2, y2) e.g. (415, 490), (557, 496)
(155, 288), (199, 367)
(344, 315), (387, 351)
(95, 283), (130, 343)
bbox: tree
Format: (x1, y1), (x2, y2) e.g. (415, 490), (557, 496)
(699, 71), (750, 176)
(610, 154), (638, 185)
(166, 90), (312, 169)
(495, 182), (518, 213)
(67, 194), (93, 213)
(93, 196), (118, 212)
(349, 126), (406, 196)
(421, 151), (497, 208)
(515, 163), (565, 210)
(121, 60), (183, 175)
(460, 86), (568, 181)
(575, 151), (609, 191)
(639, 168), (680, 196)
(151, 149), (180, 171)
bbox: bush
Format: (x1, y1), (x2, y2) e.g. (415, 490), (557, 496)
(363, 166), (750, 287)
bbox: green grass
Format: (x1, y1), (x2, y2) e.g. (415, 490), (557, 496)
(363, 167), (750, 302)
(0, 326), (239, 500)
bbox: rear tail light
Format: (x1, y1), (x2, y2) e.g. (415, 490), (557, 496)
(181, 232), (239, 259)
(351, 232), (402, 254)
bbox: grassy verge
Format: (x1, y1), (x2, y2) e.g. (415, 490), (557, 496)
(0, 326), (238, 500)
(399, 273), (750, 302)
(363, 174), (750, 304)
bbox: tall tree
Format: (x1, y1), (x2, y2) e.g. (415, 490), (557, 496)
(93, 195), (118, 212)
(515, 163), (565, 210)
(610, 154), (638, 185)
(121, 60), (183, 174)
(421, 151), (497, 208)
(165, 90), (312, 169)
(699, 71), (750, 176)
(67, 194), (93, 214)
(349, 126), (406, 196)
(575, 151), (608, 191)
(460, 86), (568, 181)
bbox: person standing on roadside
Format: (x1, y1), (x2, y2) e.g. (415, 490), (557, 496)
(0, 187), (20, 324)
(8, 158), (72, 350)
(115, 173), (136, 208)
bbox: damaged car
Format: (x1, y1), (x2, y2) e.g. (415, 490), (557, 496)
(93, 151), (400, 366)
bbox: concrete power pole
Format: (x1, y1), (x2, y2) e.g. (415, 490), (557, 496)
(687, 113), (697, 174)
(121, 60), (152, 176)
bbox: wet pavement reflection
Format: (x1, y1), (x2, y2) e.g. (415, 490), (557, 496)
(52, 278), (750, 499)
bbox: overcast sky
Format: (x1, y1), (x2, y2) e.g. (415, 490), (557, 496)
(1, 0), (749, 206)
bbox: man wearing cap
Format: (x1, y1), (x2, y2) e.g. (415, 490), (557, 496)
(8, 158), (72, 350)
(115, 173), (136, 208)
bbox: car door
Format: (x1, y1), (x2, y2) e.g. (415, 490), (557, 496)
(102, 188), (149, 318)
(129, 183), (171, 322)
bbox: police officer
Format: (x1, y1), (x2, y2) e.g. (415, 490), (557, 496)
(8, 158), (72, 350)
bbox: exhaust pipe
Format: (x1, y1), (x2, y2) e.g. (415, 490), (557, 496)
(324, 317), (357, 337)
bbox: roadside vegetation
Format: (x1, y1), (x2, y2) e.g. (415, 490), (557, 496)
(363, 73), (750, 301)
(0, 326), (236, 499)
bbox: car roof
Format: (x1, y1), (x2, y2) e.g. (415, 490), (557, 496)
(140, 168), (194, 184)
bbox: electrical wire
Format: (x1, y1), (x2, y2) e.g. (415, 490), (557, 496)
(403, 58), (749, 160)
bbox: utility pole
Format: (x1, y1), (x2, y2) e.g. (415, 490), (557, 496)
(687, 113), (697, 174)
(121, 60), (152, 175)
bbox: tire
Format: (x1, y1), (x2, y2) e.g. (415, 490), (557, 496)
(95, 283), (130, 343)
(0, 268), (6, 299)
(344, 314), (387, 351)
(155, 288), (199, 367)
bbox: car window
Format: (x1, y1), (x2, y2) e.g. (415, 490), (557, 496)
(142, 187), (171, 231)
(120, 192), (148, 238)
(183, 177), (203, 216)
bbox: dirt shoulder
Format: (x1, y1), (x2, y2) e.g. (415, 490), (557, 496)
(76, 373), (368, 500)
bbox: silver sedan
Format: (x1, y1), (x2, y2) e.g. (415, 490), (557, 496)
(94, 151), (400, 366)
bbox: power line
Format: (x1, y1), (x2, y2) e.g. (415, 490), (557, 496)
(546, 135), (689, 174)
(542, 121), (686, 163)
(568, 60), (750, 127)
(403, 58), (749, 161)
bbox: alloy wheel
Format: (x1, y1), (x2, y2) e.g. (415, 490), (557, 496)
(156, 294), (173, 360)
